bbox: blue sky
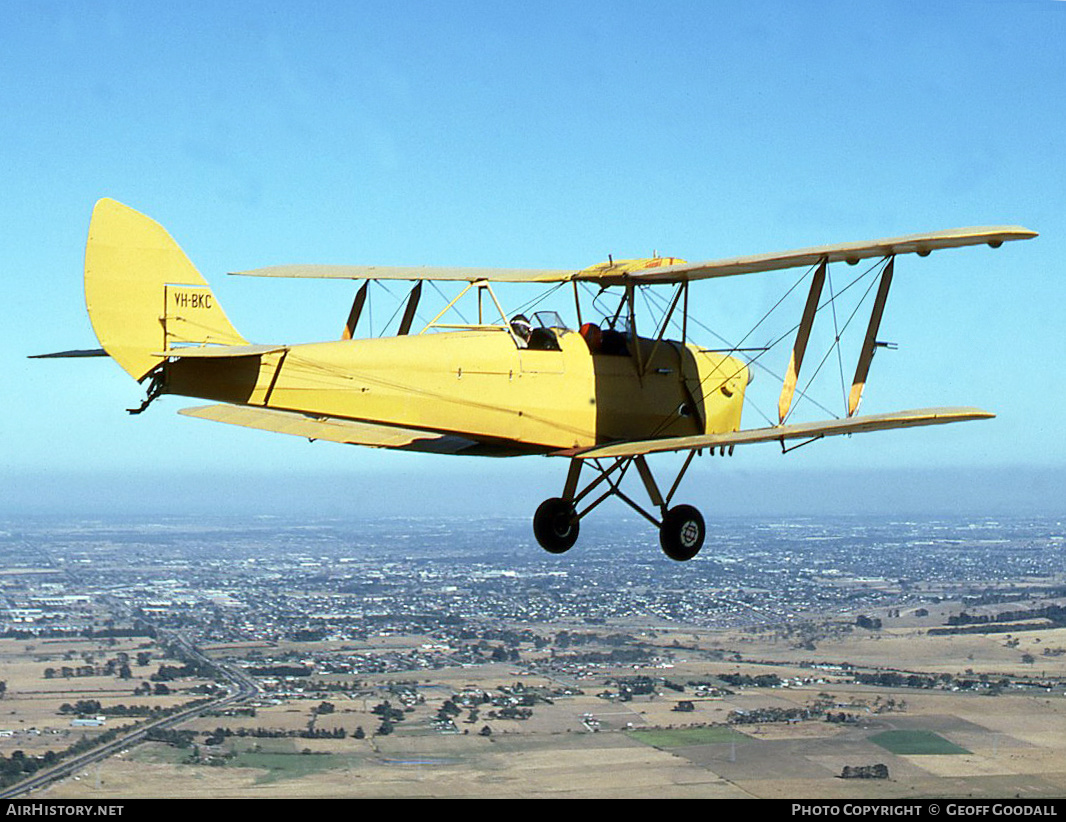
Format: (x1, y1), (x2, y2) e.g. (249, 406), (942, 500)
(2, 1), (1064, 519)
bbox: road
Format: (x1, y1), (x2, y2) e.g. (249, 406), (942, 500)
(0, 632), (258, 799)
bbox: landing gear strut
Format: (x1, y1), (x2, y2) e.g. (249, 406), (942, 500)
(532, 453), (706, 561)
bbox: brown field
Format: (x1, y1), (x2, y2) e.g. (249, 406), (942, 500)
(42, 732), (749, 799)
(11, 620), (1063, 800)
(0, 636), (212, 758)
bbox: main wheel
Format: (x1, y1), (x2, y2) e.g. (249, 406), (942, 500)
(533, 497), (580, 554)
(659, 504), (705, 561)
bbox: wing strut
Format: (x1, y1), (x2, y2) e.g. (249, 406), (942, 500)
(625, 281), (643, 379)
(397, 282), (423, 336)
(848, 257), (894, 416)
(778, 259), (826, 423)
(342, 281), (369, 340)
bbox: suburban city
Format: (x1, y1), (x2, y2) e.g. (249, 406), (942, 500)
(1, 513), (1064, 798)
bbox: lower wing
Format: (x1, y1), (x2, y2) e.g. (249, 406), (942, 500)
(556, 407), (994, 459)
(180, 404), (489, 455)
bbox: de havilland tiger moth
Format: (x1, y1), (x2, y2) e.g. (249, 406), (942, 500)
(36, 199), (1036, 561)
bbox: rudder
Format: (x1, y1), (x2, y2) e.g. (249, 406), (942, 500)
(84, 199), (247, 381)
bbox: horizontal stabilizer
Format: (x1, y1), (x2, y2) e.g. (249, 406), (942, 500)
(178, 404), (489, 454)
(559, 407), (995, 459)
(29, 348), (108, 359)
(154, 344), (287, 359)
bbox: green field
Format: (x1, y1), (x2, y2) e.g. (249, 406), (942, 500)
(869, 730), (971, 756)
(626, 726), (750, 748)
(231, 750), (358, 784)
(130, 739), (362, 784)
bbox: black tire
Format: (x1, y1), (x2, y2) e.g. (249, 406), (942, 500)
(533, 497), (580, 554)
(659, 504), (705, 561)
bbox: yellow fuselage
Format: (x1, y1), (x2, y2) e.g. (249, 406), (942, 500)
(165, 329), (749, 454)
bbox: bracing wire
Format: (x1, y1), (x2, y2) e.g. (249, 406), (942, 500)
(429, 279), (469, 325)
(507, 281), (568, 320)
(825, 266), (848, 414)
(787, 259), (887, 423)
(371, 279), (404, 338)
(642, 257), (887, 436)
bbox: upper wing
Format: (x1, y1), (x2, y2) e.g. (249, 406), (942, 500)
(230, 226), (1035, 286)
(178, 404), (522, 456)
(230, 264), (574, 283)
(626, 226), (1037, 284)
(557, 407), (994, 459)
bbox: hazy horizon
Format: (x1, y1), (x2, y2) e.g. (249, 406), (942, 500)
(4, 463), (1063, 522)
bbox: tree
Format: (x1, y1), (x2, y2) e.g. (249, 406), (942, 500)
(439, 699), (461, 718)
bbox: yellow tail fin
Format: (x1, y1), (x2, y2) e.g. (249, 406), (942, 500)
(84, 199), (247, 381)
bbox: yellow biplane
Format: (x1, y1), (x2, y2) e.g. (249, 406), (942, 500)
(42, 199), (1036, 560)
